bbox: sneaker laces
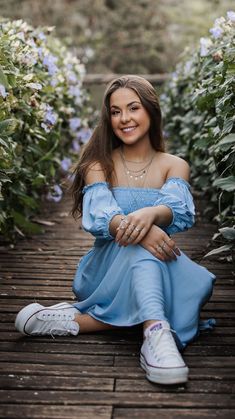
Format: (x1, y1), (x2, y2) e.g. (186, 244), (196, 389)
(36, 310), (78, 337)
(148, 326), (181, 362)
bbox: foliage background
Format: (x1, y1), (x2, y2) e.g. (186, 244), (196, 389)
(0, 0), (234, 74)
(0, 19), (93, 240)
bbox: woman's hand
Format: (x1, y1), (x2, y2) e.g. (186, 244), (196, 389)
(140, 225), (181, 262)
(115, 207), (157, 246)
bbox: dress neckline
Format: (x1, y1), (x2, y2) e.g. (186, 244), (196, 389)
(82, 177), (191, 193)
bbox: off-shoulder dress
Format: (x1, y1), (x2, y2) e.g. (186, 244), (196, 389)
(73, 178), (215, 348)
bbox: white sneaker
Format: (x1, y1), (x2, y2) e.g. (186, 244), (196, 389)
(15, 302), (80, 336)
(140, 321), (188, 385)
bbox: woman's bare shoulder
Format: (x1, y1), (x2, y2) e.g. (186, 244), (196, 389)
(84, 161), (106, 185)
(158, 152), (190, 181)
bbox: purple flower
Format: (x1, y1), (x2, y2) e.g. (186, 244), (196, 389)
(44, 105), (57, 125)
(60, 157), (72, 172)
(209, 26), (223, 39)
(37, 47), (43, 59)
(0, 84), (7, 98)
(68, 85), (81, 99)
(67, 72), (77, 84)
(227, 11), (235, 22)
(38, 32), (46, 41)
(41, 105), (58, 132)
(71, 139), (81, 153)
(77, 128), (92, 144)
(46, 184), (63, 202)
(43, 54), (58, 76)
(69, 117), (81, 132)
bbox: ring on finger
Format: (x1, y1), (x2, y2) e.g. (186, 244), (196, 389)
(156, 245), (162, 253)
(135, 226), (142, 232)
(121, 217), (129, 225)
(161, 241), (167, 250)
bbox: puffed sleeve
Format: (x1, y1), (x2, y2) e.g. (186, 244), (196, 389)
(153, 177), (195, 234)
(82, 182), (124, 240)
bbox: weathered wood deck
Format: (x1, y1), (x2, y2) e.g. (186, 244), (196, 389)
(0, 194), (234, 419)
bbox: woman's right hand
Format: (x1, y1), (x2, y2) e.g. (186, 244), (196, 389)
(139, 225), (181, 262)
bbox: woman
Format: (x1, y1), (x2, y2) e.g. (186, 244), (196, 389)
(15, 75), (215, 385)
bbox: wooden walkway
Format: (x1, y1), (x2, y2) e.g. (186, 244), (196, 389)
(0, 194), (234, 419)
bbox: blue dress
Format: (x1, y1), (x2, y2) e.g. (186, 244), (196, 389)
(73, 178), (215, 348)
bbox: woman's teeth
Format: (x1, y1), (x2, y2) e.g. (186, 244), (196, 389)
(122, 127), (136, 132)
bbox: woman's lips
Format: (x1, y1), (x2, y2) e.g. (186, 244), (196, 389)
(121, 126), (137, 133)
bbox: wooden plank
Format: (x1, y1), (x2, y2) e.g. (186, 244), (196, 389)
(115, 379), (235, 393)
(0, 375), (114, 391)
(2, 374), (234, 394)
(0, 405), (112, 419)
(1, 363), (235, 380)
(0, 390), (234, 407)
(0, 352), (114, 366)
(113, 408), (235, 419)
(0, 341), (235, 357)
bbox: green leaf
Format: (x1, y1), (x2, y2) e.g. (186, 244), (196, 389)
(213, 176), (235, 192)
(219, 227), (235, 241)
(0, 119), (18, 135)
(221, 118), (234, 136)
(18, 194), (39, 210)
(216, 134), (235, 151)
(0, 66), (9, 88)
(11, 210), (43, 235)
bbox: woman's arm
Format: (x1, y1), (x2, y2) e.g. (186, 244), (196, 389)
(115, 157), (192, 245)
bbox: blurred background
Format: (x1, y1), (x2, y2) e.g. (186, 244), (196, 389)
(0, 0), (233, 106)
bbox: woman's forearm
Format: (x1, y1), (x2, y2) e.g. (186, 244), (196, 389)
(108, 206), (172, 240)
(152, 205), (173, 228)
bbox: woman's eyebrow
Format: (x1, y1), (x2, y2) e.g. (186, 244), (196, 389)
(110, 101), (141, 109)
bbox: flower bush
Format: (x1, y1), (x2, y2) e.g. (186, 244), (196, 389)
(161, 11), (235, 259)
(0, 19), (93, 240)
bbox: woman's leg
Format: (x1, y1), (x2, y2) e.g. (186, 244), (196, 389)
(74, 313), (114, 332)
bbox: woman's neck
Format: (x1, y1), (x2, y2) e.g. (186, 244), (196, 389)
(121, 143), (155, 163)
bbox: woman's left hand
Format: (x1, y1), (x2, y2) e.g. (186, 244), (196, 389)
(115, 207), (156, 246)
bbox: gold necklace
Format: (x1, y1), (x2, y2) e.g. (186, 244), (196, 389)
(120, 150), (155, 181)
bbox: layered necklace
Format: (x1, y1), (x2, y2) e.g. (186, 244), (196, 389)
(119, 149), (155, 184)
(119, 148), (155, 209)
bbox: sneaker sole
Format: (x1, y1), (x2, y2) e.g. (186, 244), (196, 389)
(15, 302), (78, 335)
(140, 353), (189, 385)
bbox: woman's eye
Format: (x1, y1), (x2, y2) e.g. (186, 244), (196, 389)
(111, 110), (120, 116)
(130, 106), (139, 111)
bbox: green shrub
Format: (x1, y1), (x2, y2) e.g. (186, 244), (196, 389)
(161, 11), (235, 259)
(0, 19), (93, 240)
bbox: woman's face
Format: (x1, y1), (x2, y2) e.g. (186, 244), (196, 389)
(109, 87), (151, 146)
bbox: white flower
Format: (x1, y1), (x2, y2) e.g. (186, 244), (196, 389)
(214, 17), (226, 27)
(200, 37), (212, 57)
(0, 84), (7, 98)
(227, 11), (235, 22)
(26, 82), (43, 90)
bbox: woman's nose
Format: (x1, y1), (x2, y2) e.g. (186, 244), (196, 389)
(121, 111), (130, 123)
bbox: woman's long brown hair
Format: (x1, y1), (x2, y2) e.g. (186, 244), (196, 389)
(71, 75), (165, 218)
